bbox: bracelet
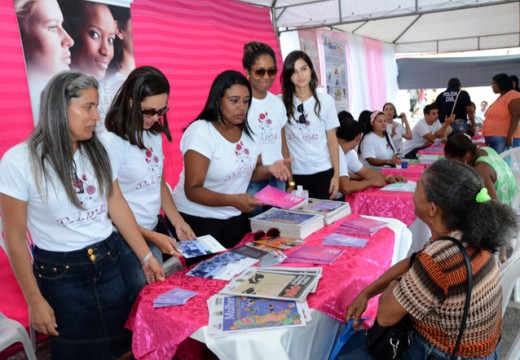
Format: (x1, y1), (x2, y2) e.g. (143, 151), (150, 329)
(140, 251), (153, 266)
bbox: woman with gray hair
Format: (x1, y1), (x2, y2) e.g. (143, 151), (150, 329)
(346, 159), (515, 359)
(0, 71), (163, 359)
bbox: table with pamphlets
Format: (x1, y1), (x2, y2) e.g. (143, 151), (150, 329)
(126, 215), (412, 360)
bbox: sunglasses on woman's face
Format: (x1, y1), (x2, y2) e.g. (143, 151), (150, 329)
(253, 228), (281, 241)
(297, 104), (306, 124)
(141, 105), (169, 118)
(253, 67), (277, 78)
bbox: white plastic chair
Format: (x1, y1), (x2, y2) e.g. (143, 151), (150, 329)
(0, 312), (37, 360)
(500, 147), (520, 188)
(501, 250), (520, 317)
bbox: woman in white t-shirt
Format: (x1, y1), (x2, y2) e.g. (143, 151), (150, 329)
(173, 70), (291, 248)
(242, 41), (288, 215)
(0, 72), (163, 359)
(103, 66), (194, 304)
(383, 102), (412, 156)
(359, 111), (401, 168)
(281, 50), (340, 200)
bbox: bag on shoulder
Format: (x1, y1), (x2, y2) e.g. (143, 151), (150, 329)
(365, 315), (411, 360)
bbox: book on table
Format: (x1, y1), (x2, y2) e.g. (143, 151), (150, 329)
(292, 198), (351, 225)
(219, 267), (321, 302)
(206, 295), (310, 336)
(254, 184), (308, 209)
(283, 246), (344, 265)
(250, 208), (324, 239)
(336, 216), (388, 236)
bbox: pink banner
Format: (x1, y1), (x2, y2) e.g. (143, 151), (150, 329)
(363, 37), (386, 110)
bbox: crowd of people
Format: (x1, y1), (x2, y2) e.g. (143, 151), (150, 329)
(1, 20), (519, 357)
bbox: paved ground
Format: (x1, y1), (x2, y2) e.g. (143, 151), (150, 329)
(501, 299), (520, 359)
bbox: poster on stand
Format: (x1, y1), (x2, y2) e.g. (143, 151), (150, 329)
(323, 35), (348, 112)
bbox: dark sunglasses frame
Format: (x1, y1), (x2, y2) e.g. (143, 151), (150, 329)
(141, 105), (169, 117)
(297, 103), (306, 124)
(253, 67), (278, 78)
(253, 228), (281, 241)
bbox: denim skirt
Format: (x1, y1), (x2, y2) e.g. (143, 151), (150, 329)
(33, 233), (132, 359)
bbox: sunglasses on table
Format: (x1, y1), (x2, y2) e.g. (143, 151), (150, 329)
(253, 228), (281, 241)
(297, 103), (306, 124)
(141, 105), (169, 118)
(253, 67), (278, 78)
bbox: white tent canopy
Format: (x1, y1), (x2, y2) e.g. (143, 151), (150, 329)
(239, 0), (520, 53)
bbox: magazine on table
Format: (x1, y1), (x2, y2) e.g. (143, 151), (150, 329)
(186, 251), (257, 280)
(380, 181), (417, 192)
(253, 236), (304, 250)
(322, 233), (368, 248)
(254, 184), (308, 209)
(283, 246), (344, 265)
(177, 235), (227, 258)
(231, 244), (271, 260)
(207, 295), (310, 336)
(219, 267), (320, 302)
(292, 198), (351, 225)
(336, 217), (388, 236)
(250, 208), (324, 239)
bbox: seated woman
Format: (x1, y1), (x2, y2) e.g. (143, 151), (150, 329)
(346, 159), (515, 359)
(358, 111), (400, 169)
(172, 70), (290, 248)
(383, 102), (412, 156)
(336, 112), (405, 196)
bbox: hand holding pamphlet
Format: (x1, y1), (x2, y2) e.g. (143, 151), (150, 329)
(178, 235), (227, 258)
(254, 184), (307, 209)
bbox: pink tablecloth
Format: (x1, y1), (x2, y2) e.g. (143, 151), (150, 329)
(126, 214), (396, 360)
(417, 144), (444, 155)
(346, 188), (416, 226)
(381, 164), (426, 182)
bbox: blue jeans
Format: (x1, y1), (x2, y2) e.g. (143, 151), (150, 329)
(246, 177), (286, 217)
(402, 329), (501, 360)
(113, 232), (162, 306)
(485, 136), (507, 154)
(33, 234), (131, 359)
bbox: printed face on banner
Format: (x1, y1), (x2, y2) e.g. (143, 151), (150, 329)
(14, 0), (134, 125)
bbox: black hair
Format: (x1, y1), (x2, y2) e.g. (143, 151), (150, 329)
(190, 70), (253, 137)
(337, 116), (361, 142)
(358, 111), (394, 155)
(510, 75), (520, 92)
(422, 160), (516, 252)
(105, 66), (172, 149)
(382, 102), (398, 119)
(423, 103), (437, 115)
(493, 73), (514, 93)
(281, 50), (321, 124)
(447, 78), (461, 89)
(242, 41), (276, 71)
(444, 133), (476, 159)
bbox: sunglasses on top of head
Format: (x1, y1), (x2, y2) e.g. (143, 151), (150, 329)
(253, 67), (278, 78)
(141, 105), (169, 118)
(297, 104), (306, 124)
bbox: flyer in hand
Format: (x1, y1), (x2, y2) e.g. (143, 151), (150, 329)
(178, 235), (227, 258)
(254, 184), (307, 209)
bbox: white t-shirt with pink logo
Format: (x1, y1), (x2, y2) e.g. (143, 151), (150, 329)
(101, 131), (163, 230)
(360, 132), (396, 168)
(248, 92), (287, 166)
(283, 92), (340, 175)
(173, 120), (260, 219)
(0, 143), (114, 251)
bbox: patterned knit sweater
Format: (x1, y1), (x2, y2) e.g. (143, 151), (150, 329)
(393, 238), (502, 357)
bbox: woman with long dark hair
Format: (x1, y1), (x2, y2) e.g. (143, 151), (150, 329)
(281, 50), (340, 200)
(358, 111), (400, 168)
(172, 70), (290, 248)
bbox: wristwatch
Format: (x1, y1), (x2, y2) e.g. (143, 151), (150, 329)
(288, 180), (296, 188)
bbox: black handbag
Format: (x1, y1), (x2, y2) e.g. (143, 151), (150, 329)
(365, 237), (473, 360)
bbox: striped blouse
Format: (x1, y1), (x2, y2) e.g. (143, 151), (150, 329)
(393, 238), (502, 358)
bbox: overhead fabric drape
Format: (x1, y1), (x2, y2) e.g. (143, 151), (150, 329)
(397, 55), (520, 90)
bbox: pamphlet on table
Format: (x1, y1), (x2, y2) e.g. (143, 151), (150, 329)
(153, 287), (198, 308)
(186, 251), (257, 280)
(207, 295), (310, 336)
(284, 246), (344, 265)
(322, 233), (368, 248)
(219, 267), (321, 302)
(380, 181), (417, 192)
(336, 217), (388, 236)
(292, 198), (351, 225)
(253, 236), (304, 250)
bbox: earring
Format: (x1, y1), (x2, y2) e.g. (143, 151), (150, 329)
(217, 113), (223, 126)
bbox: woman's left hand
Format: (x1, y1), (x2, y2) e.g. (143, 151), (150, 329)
(142, 256), (165, 284)
(175, 221), (196, 241)
(268, 158), (293, 181)
(386, 175), (407, 183)
(328, 176), (339, 200)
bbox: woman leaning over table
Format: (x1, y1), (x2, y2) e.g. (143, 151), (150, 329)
(347, 159), (515, 359)
(172, 70), (291, 249)
(0, 71), (163, 359)
(359, 111), (400, 169)
(383, 102), (412, 156)
(281, 50), (340, 200)
(482, 73), (520, 153)
(242, 41), (288, 215)
(102, 66), (194, 304)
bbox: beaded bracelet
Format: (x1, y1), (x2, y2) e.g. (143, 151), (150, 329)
(140, 251), (153, 266)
